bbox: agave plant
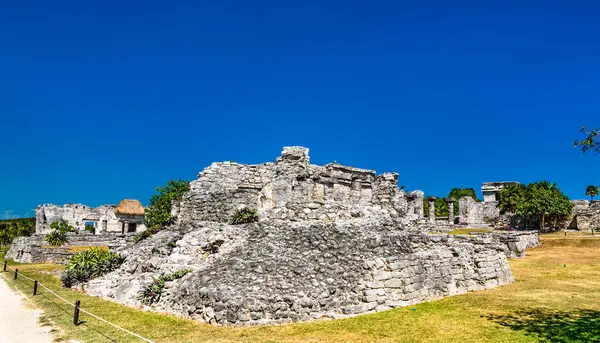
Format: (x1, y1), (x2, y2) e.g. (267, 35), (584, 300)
(61, 248), (124, 287)
(230, 208), (259, 225)
(138, 269), (192, 305)
(45, 229), (68, 246)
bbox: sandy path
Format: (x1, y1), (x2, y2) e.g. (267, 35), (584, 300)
(0, 275), (53, 343)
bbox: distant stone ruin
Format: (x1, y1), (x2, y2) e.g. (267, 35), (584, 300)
(569, 200), (600, 231)
(35, 199), (146, 235)
(7, 199), (146, 264)
(82, 147), (539, 326)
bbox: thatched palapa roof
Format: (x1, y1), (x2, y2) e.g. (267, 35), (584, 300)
(114, 199), (145, 216)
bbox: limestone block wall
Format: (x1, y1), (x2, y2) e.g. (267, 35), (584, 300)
(571, 201), (600, 231)
(178, 147), (417, 225)
(6, 234), (132, 264)
(86, 221), (534, 326)
(458, 197), (484, 225)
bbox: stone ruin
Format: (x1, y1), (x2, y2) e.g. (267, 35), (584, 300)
(177, 146), (426, 225)
(82, 147), (539, 326)
(569, 200), (600, 231)
(458, 182), (600, 232)
(458, 182), (518, 227)
(7, 200), (146, 264)
(35, 199), (146, 235)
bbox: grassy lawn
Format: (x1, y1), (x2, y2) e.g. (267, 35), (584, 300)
(2, 233), (600, 343)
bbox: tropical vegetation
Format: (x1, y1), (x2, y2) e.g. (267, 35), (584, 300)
(0, 217), (35, 248)
(61, 247), (124, 287)
(230, 208), (259, 224)
(497, 181), (573, 231)
(139, 269), (192, 305)
(574, 126), (599, 154)
(423, 187), (480, 217)
(585, 185), (599, 201)
(45, 219), (75, 246)
(136, 179), (190, 242)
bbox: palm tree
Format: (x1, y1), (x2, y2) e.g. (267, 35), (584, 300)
(585, 185), (599, 201)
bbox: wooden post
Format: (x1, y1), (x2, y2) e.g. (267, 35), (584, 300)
(14, 269), (19, 280)
(73, 300), (81, 326)
(33, 280), (38, 296)
(3, 260), (6, 272)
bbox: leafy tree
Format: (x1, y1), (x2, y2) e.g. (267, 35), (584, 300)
(574, 127), (600, 154)
(516, 181), (573, 231)
(0, 218), (35, 248)
(423, 188), (480, 218)
(144, 179), (190, 230)
(585, 185), (599, 201)
(422, 197), (450, 217)
(497, 183), (527, 214)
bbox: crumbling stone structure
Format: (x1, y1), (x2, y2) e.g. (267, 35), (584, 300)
(36, 199), (146, 235)
(569, 200), (600, 231)
(178, 147), (424, 225)
(84, 147), (538, 326)
(458, 182), (518, 227)
(481, 182), (519, 202)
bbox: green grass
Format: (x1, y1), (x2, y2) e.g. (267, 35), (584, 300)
(2, 234), (600, 343)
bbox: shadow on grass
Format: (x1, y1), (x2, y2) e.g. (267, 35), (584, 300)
(486, 308), (600, 343)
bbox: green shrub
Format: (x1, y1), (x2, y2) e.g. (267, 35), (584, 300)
(230, 208), (259, 225)
(45, 219), (75, 246)
(139, 269), (192, 305)
(61, 248), (124, 287)
(45, 229), (68, 246)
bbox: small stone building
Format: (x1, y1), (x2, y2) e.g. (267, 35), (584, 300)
(114, 199), (146, 234)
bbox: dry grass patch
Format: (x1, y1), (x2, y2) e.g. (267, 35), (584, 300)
(446, 228), (491, 235)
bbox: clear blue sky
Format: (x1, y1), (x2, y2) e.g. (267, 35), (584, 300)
(1, 1), (599, 219)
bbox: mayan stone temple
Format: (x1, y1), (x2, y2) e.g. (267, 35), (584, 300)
(10, 147), (541, 326)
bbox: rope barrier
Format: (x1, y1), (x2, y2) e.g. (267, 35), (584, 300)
(78, 307), (156, 343)
(2, 261), (156, 343)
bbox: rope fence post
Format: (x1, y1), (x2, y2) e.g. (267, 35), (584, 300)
(33, 280), (38, 296)
(3, 260), (6, 272)
(73, 300), (81, 326)
(14, 268), (18, 280)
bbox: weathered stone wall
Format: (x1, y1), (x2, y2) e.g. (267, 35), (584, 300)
(459, 197), (502, 227)
(36, 204), (121, 234)
(570, 200), (600, 231)
(6, 234), (132, 264)
(458, 197), (483, 225)
(178, 147), (416, 225)
(86, 220), (534, 326)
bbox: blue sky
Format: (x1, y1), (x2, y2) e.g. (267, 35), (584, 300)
(1, 1), (599, 218)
